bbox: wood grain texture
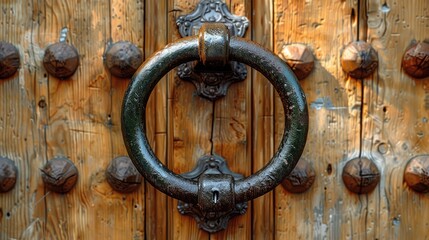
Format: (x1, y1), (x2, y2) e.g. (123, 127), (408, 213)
(0, 1), (46, 239)
(144, 0), (168, 239)
(273, 0), (361, 239)
(41, 0), (144, 239)
(2, 0), (429, 239)
(250, 0), (275, 239)
(168, 1), (211, 239)
(110, 0), (145, 239)
(210, 1), (252, 239)
(363, 0), (429, 239)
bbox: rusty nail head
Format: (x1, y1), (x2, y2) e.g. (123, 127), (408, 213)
(281, 159), (316, 193)
(41, 157), (79, 193)
(342, 157), (380, 194)
(0, 41), (20, 79)
(106, 156), (142, 193)
(279, 43), (315, 80)
(402, 41), (429, 79)
(404, 155), (429, 193)
(0, 157), (18, 193)
(104, 41), (143, 79)
(43, 42), (79, 79)
(341, 41), (378, 79)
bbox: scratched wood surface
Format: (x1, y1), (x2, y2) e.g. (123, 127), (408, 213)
(273, 0), (363, 239)
(1, 0), (429, 239)
(362, 0), (429, 239)
(0, 1), (45, 239)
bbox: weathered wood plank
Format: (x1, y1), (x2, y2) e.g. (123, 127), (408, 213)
(35, 0), (144, 239)
(109, 0), (145, 239)
(273, 0), (361, 239)
(168, 0), (212, 239)
(144, 0), (168, 239)
(0, 1), (46, 239)
(250, 0), (275, 239)
(210, 0), (253, 239)
(41, 0), (111, 239)
(363, 0), (429, 239)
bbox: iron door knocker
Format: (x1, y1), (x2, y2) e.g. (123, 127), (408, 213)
(121, 23), (309, 232)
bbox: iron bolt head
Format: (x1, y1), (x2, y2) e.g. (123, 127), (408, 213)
(41, 157), (79, 193)
(279, 43), (315, 80)
(104, 41), (143, 79)
(281, 159), (315, 193)
(341, 41), (378, 79)
(342, 157), (380, 194)
(106, 156), (142, 193)
(43, 42), (80, 79)
(0, 157), (18, 193)
(0, 41), (20, 79)
(404, 155), (429, 193)
(402, 41), (429, 79)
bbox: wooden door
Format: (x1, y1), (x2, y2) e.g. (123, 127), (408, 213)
(1, 0), (428, 239)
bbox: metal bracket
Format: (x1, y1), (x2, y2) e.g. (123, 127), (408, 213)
(176, 0), (249, 100)
(177, 155), (247, 233)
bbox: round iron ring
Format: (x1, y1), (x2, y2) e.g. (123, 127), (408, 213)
(122, 34), (309, 204)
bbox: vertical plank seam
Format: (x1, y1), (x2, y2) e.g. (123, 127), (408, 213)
(164, 1), (170, 238)
(42, 0), (52, 236)
(166, 1), (173, 238)
(249, 0), (255, 239)
(269, 1), (276, 239)
(142, 1), (148, 239)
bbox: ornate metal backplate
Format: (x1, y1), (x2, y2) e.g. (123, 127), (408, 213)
(177, 155), (247, 233)
(176, 0), (249, 100)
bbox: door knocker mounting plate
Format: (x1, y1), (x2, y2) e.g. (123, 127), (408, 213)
(177, 155), (247, 233)
(176, 0), (249, 100)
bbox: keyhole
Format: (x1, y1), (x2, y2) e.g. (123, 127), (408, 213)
(212, 188), (220, 204)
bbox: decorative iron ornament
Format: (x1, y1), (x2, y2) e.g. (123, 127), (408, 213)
(176, 0), (249, 100)
(121, 23), (308, 233)
(177, 155), (247, 233)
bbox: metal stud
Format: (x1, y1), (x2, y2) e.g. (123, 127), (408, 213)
(402, 41), (429, 79)
(404, 155), (429, 193)
(279, 43), (315, 80)
(104, 41), (143, 78)
(105, 156), (142, 193)
(281, 159), (315, 193)
(41, 157), (79, 193)
(0, 42), (20, 79)
(342, 157), (380, 194)
(43, 28), (79, 79)
(341, 41), (378, 79)
(0, 157), (18, 193)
